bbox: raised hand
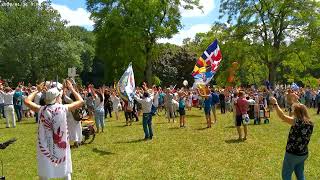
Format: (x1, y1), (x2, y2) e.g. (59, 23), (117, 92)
(65, 80), (74, 91)
(270, 97), (277, 105)
(37, 82), (46, 92)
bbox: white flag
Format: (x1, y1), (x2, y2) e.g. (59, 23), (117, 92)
(117, 63), (135, 102)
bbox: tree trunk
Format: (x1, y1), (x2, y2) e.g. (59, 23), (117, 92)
(144, 45), (153, 85)
(268, 62), (276, 86)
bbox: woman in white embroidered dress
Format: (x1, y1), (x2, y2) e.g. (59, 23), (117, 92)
(24, 80), (84, 180)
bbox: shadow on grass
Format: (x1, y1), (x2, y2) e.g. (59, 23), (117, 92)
(225, 139), (243, 144)
(154, 122), (168, 125)
(225, 125), (235, 129)
(225, 123), (266, 129)
(168, 127), (180, 130)
(195, 127), (208, 131)
(115, 139), (146, 144)
(92, 148), (115, 156)
(19, 121), (37, 125)
(186, 114), (202, 118)
(113, 125), (129, 128)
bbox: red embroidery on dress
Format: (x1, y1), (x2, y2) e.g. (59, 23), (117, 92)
(38, 106), (68, 165)
(53, 127), (67, 149)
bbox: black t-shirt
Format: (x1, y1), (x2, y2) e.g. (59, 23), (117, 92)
(219, 93), (225, 103)
(286, 119), (314, 156)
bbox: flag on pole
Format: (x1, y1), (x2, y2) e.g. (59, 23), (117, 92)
(117, 63), (135, 102)
(192, 39), (222, 85)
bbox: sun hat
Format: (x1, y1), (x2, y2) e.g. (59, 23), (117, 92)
(44, 81), (63, 105)
(45, 88), (61, 105)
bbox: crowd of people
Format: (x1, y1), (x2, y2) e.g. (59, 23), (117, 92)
(0, 79), (319, 180)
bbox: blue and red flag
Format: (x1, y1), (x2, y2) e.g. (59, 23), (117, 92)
(192, 39), (222, 84)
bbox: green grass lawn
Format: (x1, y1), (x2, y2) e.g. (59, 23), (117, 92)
(0, 108), (319, 180)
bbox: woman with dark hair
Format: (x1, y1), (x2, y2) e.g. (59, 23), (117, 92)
(104, 90), (112, 118)
(123, 100), (133, 126)
(90, 86), (105, 133)
(270, 97), (314, 180)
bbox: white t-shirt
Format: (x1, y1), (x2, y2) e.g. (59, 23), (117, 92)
(94, 95), (104, 111)
(0, 93), (4, 104)
(22, 95), (29, 110)
(2, 91), (14, 105)
(34, 92), (43, 105)
(37, 104), (72, 178)
(111, 95), (120, 110)
(134, 95), (154, 114)
(153, 92), (159, 107)
(188, 95), (192, 105)
(66, 111), (82, 142)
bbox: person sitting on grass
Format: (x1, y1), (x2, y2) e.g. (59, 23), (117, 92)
(24, 80), (84, 180)
(270, 97), (314, 180)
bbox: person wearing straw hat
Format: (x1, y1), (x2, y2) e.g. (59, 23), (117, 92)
(24, 80), (84, 180)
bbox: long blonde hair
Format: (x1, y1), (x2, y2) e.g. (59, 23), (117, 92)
(292, 103), (311, 124)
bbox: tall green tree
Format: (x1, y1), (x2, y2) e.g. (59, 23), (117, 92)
(153, 43), (196, 87)
(87, 0), (200, 85)
(67, 26), (96, 85)
(219, 0), (320, 84)
(0, 0), (85, 84)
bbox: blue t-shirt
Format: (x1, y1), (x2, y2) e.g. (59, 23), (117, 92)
(211, 93), (219, 106)
(179, 98), (185, 109)
(13, 91), (23, 106)
(204, 95), (212, 109)
(159, 93), (165, 103)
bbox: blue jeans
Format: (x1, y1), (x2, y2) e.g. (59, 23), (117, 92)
(0, 103), (5, 118)
(142, 113), (153, 139)
(14, 105), (22, 121)
(95, 109), (105, 129)
(282, 152), (308, 180)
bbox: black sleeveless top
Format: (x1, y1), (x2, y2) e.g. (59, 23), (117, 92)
(286, 119), (314, 156)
